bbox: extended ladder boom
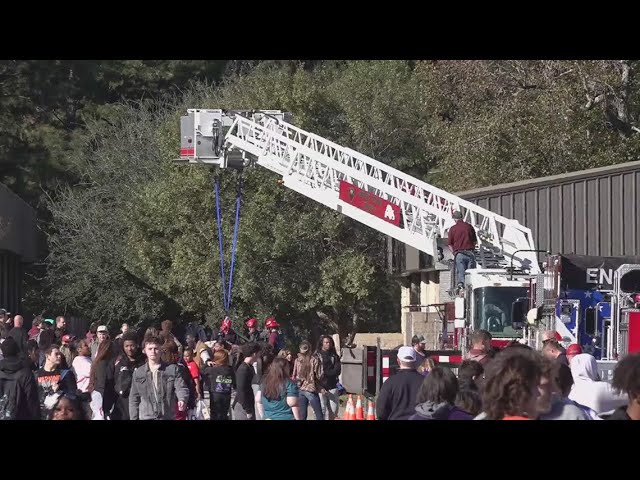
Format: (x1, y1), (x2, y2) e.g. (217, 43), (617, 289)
(179, 109), (540, 273)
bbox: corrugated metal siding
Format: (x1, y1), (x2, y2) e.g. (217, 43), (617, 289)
(459, 167), (640, 257)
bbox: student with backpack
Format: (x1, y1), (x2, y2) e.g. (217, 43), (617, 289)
(0, 337), (40, 420)
(203, 350), (236, 420)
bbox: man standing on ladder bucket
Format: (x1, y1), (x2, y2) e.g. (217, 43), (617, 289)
(448, 211), (477, 292)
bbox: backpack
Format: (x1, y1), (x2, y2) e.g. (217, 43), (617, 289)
(258, 330), (270, 344)
(0, 373), (20, 420)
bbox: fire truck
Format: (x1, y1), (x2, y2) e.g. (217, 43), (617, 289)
(531, 255), (640, 360)
(177, 109), (545, 360)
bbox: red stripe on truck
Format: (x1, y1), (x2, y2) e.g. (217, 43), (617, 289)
(432, 355), (463, 364)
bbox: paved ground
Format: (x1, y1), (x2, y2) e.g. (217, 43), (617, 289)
(201, 392), (361, 420)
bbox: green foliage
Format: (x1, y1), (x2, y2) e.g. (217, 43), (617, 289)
(0, 60), (227, 203)
(36, 59), (640, 339)
(414, 60), (640, 190)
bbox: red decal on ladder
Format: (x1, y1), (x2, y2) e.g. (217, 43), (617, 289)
(180, 148), (195, 156)
(339, 180), (401, 227)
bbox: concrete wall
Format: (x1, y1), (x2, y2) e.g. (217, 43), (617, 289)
(351, 332), (404, 350)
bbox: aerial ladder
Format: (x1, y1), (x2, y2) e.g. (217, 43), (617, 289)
(178, 109), (543, 352)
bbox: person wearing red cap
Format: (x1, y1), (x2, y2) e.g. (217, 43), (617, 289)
(215, 316), (238, 347)
(566, 344), (582, 365)
(264, 317), (284, 355)
(245, 318), (261, 343)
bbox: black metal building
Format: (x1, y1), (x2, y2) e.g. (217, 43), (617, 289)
(0, 183), (37, 314)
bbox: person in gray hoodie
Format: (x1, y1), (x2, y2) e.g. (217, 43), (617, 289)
(409, 366), (473, 420)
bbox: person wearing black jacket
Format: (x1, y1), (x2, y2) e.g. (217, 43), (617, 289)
(204, 349), (236, 420)
(233, 342), (261, 420)
(245, 318), (261, 343)
(376, 346), (425, 420)
(215, 317), (239, 346)
(607, 352), (640, 420)
(6, 315), (28, 360)
(0, 337), (40, 420)
(315, 335), (342, 420)
(26, 340), (40, 372)
(88, 340), (116, 419)
(112, 332), (145, 420)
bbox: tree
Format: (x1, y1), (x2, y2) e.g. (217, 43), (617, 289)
(44, 95), (188, 324)
(45, 63), (405, 338)
(414, 60), (640, 190)
(46, 59), (640, 338)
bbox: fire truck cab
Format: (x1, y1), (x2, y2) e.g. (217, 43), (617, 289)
(455, 268), (534, 355)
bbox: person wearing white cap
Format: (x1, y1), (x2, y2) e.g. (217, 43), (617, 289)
(376, 345), (426, 420)
(91, 326), (109, 359)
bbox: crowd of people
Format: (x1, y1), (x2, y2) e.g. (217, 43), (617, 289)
(376, 330), (640, 420)
(2, 306), (639, 420)
(0, 310), (342, 420)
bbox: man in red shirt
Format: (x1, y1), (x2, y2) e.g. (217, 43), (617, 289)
(447, 211), (478, 289)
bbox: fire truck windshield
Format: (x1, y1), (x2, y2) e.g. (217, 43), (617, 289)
(473, 286), (529, 338)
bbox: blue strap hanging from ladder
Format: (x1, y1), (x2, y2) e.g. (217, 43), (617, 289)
(214, 175), (243, 312)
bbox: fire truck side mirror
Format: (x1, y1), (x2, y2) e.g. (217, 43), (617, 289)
(511, 298), (528, 330)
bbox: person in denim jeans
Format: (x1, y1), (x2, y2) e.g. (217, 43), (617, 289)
(315, 335), (341, 420)
(292, 340), (323, 420)
(447, 210), (478, 289)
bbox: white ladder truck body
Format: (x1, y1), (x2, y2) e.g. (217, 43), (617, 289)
(178, 109), (543, 355)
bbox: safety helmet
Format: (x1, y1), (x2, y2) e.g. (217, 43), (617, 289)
(246, 318), (257, 329)
(265, 317), (279, 329)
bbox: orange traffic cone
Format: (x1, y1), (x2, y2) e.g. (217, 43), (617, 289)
(349, 396), (357, 420)
(366, 400), (376, 420)
(343, 394), (354, 420)
(355, 395), (365, 420)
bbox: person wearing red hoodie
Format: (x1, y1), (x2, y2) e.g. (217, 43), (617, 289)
(28, 316), (42, 341)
